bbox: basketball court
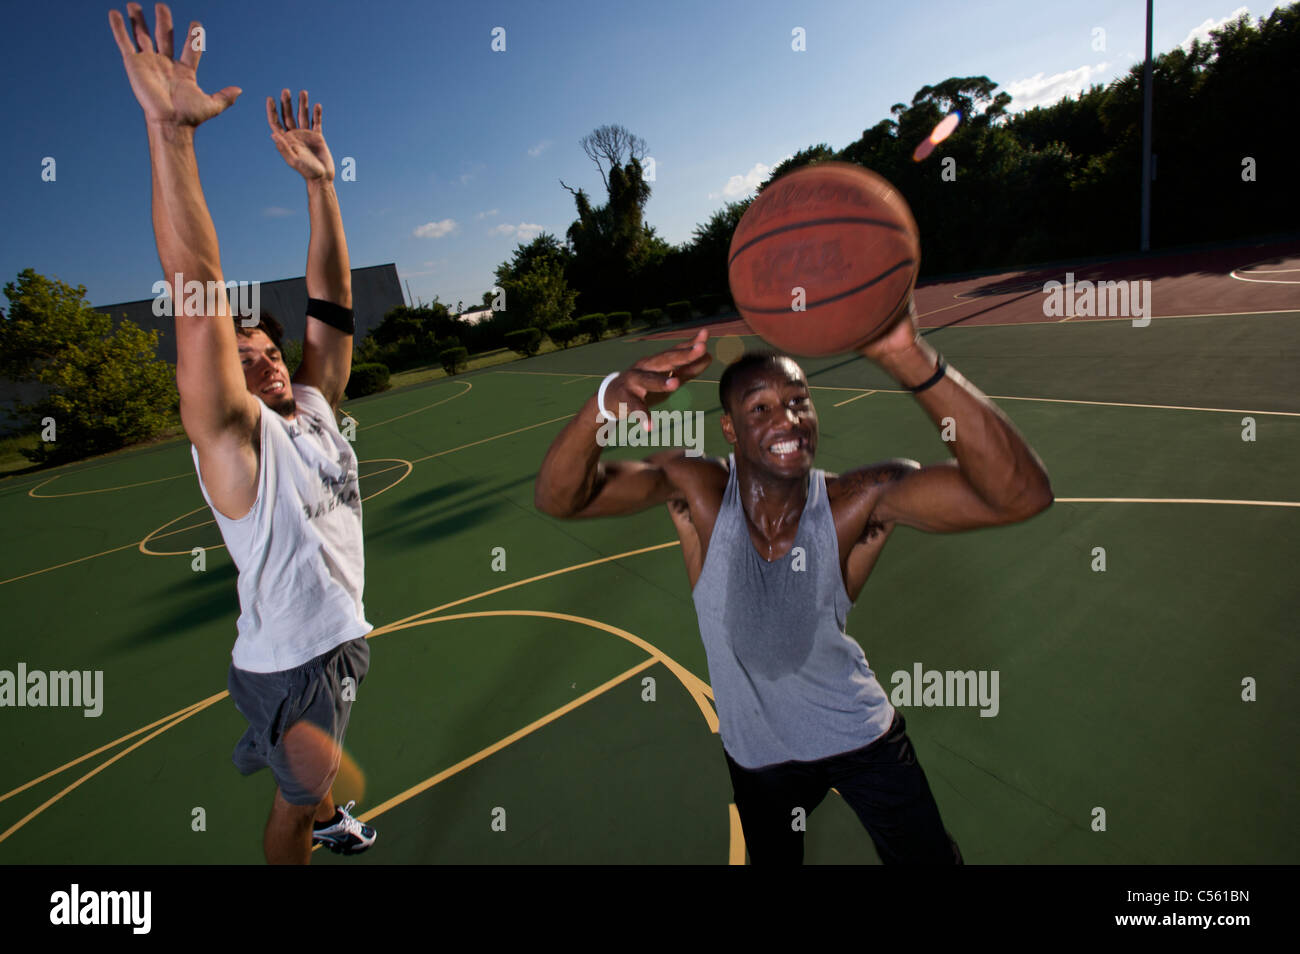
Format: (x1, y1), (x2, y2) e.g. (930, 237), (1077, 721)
(1, 239), (1295, 864)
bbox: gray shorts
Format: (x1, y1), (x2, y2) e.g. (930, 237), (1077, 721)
(227, 637), (371, 806)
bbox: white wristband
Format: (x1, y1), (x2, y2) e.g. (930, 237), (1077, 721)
(596, 372), (620, 423)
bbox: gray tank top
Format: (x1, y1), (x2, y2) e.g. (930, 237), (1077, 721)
(691, 454), (895, 769)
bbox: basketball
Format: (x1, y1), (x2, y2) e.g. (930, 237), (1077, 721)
(727, 162), (920, 356)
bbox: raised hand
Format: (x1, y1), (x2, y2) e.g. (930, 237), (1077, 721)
(108, 3), (241, 127)
(267, 89), (335, 183)
(855, 295), (921, 364)
(604, 328), (713, 420)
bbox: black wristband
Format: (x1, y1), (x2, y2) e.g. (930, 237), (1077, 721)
(907, 356), (947, 393)
(306, 297), (355, 335)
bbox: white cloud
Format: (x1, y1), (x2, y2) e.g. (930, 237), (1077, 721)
(528, 140), (552, 157)
(413, 219), (458, 239)
(1181, 6), (1250, 51)
(1004, 62), (1111, 112)
(262, 206), (295, 217)
(490, 222), (546, 241)
(476, 209), (500, 219)
(708, 157), (792, 200)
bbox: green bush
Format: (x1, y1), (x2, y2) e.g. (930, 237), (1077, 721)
(606, 311), (632, 335)
(504, 327), (542, 356)
(640, 308), (664, 327)
(346, 362), (390, 398)
(576, 313), (607, 343)
(695, 293), (722, 316)
(548, 320), (579, 348)
(666, 300), (692, 323)
(0, 269), (177, 464)
(439, 346), (469, 375)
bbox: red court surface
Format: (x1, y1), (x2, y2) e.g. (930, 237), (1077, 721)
(641, 239), (1300, 339)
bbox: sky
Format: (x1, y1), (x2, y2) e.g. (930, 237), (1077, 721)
(0, 0), (1282, 314)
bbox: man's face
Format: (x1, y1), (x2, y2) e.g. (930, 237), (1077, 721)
(721, 358), (818, 477)
(238, 329), (295, 417)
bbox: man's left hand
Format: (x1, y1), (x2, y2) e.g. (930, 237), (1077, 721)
(267, 89), (334, 182)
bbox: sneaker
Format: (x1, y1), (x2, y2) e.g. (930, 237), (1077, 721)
(312, 800), (377, 855)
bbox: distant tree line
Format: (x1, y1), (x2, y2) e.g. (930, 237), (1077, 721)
(469, 5), (1296, 339)
(5, 6), (1294, 461)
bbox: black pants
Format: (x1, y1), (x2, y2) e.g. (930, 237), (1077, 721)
(725, 712), (963, 865)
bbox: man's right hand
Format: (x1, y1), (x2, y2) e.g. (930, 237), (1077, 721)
(601, 329), (713, 422)
(109, 3), (240, 127)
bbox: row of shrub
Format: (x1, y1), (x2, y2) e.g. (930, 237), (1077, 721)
(346, 294), (734, 396)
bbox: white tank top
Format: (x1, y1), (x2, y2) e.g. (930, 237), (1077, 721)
(192, 383), (372, 673)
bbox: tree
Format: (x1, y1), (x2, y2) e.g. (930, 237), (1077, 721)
(0, 269), (177, 464)
(579, 123), (648, 190)
(492, 233), (577, 331)
(757, 144), (837, 192)
(562, 126), (657, 314)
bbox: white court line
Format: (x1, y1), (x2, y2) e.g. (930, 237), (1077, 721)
(1230, 269), (1300, 284)
(506, 369), (1299, 417)
(1057, 497), (1300, 508)
(986, 394), (1300, 417)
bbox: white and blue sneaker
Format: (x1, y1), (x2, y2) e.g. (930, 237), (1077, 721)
(312, 800), (377, 855)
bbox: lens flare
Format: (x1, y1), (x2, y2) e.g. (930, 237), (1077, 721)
(912, 111), (962, 162)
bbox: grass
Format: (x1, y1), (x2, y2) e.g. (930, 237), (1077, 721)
(379, 321), (666, 391)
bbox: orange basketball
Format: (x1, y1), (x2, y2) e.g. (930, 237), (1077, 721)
(727, 162), (920, 356)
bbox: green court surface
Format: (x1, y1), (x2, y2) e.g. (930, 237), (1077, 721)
(1, 311), (1296, 864)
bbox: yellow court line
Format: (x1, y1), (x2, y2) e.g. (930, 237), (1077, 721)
(494, 369), (600, 378)
(368, 540), (683, 635)
(408, 415), (578, 465)
(28, 472), (193, 499)
(137, 458), (414, 557)
(560, 376), (592, 385)
(0, 541), (698, 844)
(0, 693), (228, 846)
(0, 540), (142, 587)
(375, 610), (717, 732)
(354, 657), (659, 827)
(833, 390), (876, 408)
(728, 804), (746, 865)
(4, 407), (561, 581)
(0, 694), (224, 805)
(351, 380), (473, 430)
(1056, 497), (1300, 508)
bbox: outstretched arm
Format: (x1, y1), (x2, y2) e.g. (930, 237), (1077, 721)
(535, 330), (713, 518)
(267, 90), (353, 409)
(858, 302), (1053, 532)
(110, 3), (259, 512)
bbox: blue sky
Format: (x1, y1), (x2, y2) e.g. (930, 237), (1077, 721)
(0, 0), (1280, 314)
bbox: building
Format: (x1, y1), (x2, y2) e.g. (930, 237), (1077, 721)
(0, 264), (405, 435)
(92, 263), (405, 365)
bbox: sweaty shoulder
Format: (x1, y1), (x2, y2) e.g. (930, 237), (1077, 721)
(652, 450), (729, 500)
(826, 458), (922, 516)
(827, 458), (920, 495)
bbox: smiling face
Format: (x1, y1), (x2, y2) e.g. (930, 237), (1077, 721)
(720, 356), (818, 478)
(237, 328), (296, 418)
